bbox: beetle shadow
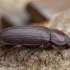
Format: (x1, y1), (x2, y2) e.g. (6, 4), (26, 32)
(1, 44), (14, 50)
(45, 44), (69, 51)
(0, 44), (69, 53)
(1, 44), (69, 50)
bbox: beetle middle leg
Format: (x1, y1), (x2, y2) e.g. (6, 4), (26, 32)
(50, 44), (64, 59)
(0, 45), (25, 57)
(25, 45), (44, 62)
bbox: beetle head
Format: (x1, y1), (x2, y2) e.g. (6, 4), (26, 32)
(65, 35), (70, 47)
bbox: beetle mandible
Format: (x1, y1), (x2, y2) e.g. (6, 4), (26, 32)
(0, 26), (70, 60)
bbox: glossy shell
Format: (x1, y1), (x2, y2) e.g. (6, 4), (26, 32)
(50, 29), (70, 45)
(0, 26), (50, 46)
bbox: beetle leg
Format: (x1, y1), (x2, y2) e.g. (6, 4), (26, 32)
(0, 45), (24, 57)
(51, 44), (64, 59)
(25, 45), (44, 62)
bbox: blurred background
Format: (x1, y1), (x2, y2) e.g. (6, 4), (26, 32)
(0, 0), (70, 30)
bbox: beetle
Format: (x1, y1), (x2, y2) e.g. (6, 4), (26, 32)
(0, 26), (70, 60)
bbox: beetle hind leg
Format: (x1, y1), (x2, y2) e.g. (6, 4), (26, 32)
(0, 45), (24, 57)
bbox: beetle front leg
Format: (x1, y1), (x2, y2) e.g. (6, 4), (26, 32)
(0, 45), (25, 57)
(51, 44), (64, 59)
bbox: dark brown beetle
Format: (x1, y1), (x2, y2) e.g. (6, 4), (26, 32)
(0, 26), (70, 60)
